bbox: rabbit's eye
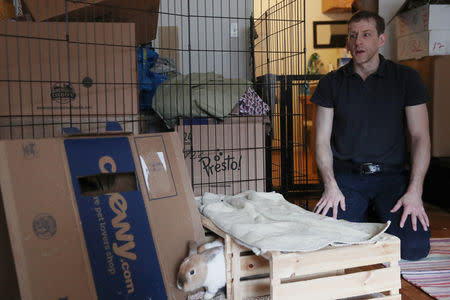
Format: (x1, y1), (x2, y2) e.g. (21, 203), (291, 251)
(189, 270), (195, 275)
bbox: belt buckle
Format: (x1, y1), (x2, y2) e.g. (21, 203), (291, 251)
(360, 163), (381, 175)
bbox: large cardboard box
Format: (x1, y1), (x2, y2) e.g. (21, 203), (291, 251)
(395, 4), (450, 60)
(400, 56), (450, 157)
(397, 30), (450, 60)
(23, 0), (160, 45)
(395, 4), (450, 37)
(0, 132), (205, 299)
(176, 117), (267, 196)
(0, 22), (138, 117)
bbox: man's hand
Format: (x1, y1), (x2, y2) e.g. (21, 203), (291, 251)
(314, 184), (346, 218)
(390, 191), (430, 231)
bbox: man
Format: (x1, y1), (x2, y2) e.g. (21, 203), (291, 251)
(311, 10), (431, 260)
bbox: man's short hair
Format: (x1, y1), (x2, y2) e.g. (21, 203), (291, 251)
(349, 10), (385, 35)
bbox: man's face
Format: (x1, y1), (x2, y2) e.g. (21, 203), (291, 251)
(347, 18), (385, 65)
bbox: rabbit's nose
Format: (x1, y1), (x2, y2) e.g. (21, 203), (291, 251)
(176, 277), (185, 290)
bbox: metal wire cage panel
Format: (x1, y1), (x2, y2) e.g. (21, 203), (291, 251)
(253, 0), (319, 194)
(154, 0), (269, 196)
(1, 0), (316, 197)
(0, 0), (160, 139)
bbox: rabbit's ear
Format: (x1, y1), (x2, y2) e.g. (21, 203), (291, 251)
(202, 247), (222, 263)
(188, 240), (198, 256)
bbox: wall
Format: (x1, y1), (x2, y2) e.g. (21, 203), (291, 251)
(304, 1), (352, 73)
(254, 0), (351, 74)
(154, 0), (404, 78)
(155, 0), (253, 79)
(379, 0), (406, 61)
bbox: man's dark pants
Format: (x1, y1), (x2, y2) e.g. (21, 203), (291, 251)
(327, 170), (430, 260)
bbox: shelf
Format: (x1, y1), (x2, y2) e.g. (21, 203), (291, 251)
(322, 0), (353, 13)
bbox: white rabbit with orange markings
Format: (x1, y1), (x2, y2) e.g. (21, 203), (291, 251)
(177, 239), (226, 299)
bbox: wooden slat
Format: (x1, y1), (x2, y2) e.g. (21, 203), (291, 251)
(225, 234), (233, 300)
(202, 215), (248, 252)
(273, 266), (401, 300)
(201, 215), (225, 238)
(240, 278), (270, 299)
(240, 255), (269, 277)
(270, 235), (400, 278)
(282, 270), (345, 282)
(375, 296), (402, 300)
(231, 237), (242, 300)
(341, 295), (401, 300)
(270, 251), (282, 300)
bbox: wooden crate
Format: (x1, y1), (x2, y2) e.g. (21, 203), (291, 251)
(201, 216), (401, 300)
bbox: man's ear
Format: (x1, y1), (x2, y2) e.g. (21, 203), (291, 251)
(378, 33), (386, 48)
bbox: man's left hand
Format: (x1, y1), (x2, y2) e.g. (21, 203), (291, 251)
(390, 191), (430, 231)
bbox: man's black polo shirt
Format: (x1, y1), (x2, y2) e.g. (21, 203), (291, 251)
(311, 54), (430, 165)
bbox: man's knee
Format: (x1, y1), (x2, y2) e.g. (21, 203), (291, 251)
(399, 231), (430, 261)
(384, 211), (431, 260)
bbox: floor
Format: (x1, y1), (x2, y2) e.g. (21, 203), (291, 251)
(302, 198), (450, 300)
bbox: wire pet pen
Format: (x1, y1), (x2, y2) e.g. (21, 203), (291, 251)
(254, 0), (320, 196)
(0, 0), (318, 199)
(155, 0), (316, 198)
(155, 0), (267, 197)
(0, 1), (158, 138)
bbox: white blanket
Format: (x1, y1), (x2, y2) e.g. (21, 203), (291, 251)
(196, 191), (390, 255)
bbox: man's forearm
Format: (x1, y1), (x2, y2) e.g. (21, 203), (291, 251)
(315, 142), (338, 188)
(407, 135), (430, 195)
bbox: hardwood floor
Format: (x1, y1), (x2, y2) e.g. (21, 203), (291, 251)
(299, 198), (450, 300)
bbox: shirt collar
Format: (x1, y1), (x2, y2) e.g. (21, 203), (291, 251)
(343, 54), (387, 78)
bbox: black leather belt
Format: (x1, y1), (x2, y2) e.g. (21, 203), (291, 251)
(334, 160), (404, 175)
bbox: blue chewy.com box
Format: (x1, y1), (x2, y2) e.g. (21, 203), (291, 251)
(0, 132), (205, 299)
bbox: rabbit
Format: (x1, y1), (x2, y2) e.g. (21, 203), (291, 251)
(177, 239), (226, 299)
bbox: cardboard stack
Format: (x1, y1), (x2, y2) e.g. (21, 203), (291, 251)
(0, 0), (160, 139)
(0, 131), (205, 299)
(400, 55), (450, 157)
(395, 4), (450, 61)
(393, 4), (450, 156)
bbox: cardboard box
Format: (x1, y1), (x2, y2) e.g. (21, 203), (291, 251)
(0, 22), (138, 118)
(176, 117), (267, 196)
(0, 132), (205, 299)
(395, 4), (450, 37)
(22, 0), (160, 45)
(395, 4), (450, 60)
(397, 30), (450, 60)
(400, 56), (450, 157)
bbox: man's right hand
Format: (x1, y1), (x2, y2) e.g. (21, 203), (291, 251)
(314, 105), (344, 218)
(313, 183), (346, 218)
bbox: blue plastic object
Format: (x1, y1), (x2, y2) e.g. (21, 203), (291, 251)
(62, 121), (123, 135)
(137, 46), (167, 111)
